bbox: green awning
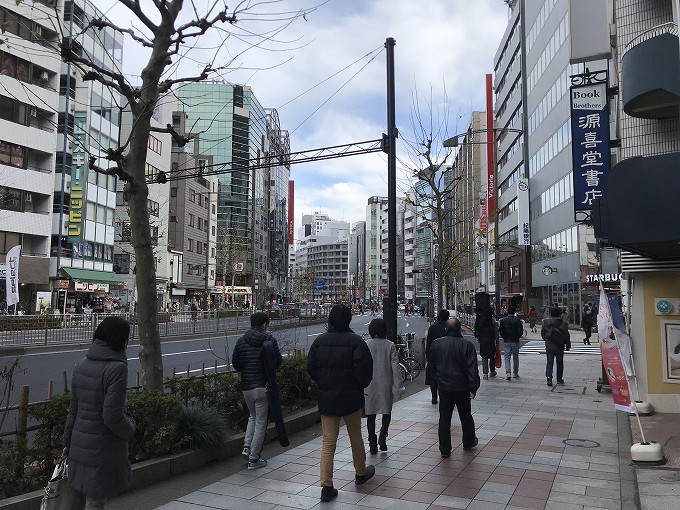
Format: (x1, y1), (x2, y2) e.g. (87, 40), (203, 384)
(60, 267), (124, 285)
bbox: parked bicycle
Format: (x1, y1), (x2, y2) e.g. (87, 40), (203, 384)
(395, 333), (421, 383)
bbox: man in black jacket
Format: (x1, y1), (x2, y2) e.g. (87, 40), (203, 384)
(232, 312), (282, 470)
(499, 305), (524, 380)
(428, 318), (480, 457)
(426, 309), (450, 404)
(307, 304), (375, 502)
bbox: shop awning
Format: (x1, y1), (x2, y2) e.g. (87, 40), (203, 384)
(60, 267), (125, 285)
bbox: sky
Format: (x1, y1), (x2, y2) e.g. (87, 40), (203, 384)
(101, 0), (510, 238)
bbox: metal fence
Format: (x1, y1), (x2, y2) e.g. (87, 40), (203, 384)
(0, 310), (323, 347)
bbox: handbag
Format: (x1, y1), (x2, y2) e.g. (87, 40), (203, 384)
(495, 346), (502, 369)
(40, 458), (85, 510)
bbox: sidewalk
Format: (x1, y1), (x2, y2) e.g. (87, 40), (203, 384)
(109, 330), (679, 510)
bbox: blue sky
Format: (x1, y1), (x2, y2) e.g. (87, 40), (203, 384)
(103, 0), (509, 236)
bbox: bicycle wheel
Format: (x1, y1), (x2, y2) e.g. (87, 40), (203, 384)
(402, 357), (421, 381)
(399, 363), (408, 384)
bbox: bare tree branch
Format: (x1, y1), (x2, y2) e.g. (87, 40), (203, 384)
(90, 17), (154, 47)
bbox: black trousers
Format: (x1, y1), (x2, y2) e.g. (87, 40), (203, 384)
(438, 389), (476, 454)
(366, 413), (391, 436)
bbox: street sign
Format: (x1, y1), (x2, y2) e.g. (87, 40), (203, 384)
(312, 277), (325, 291)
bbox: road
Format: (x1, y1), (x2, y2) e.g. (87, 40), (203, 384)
(1, 313), (433, 409)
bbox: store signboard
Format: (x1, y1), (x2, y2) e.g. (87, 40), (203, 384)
(74, 281), (109, 293)
(570, 73), (610, 222)
(516, 179), (530, 245)
(68, 112), (88, 242)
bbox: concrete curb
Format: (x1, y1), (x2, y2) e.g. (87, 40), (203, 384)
(0, 407), (320, 510)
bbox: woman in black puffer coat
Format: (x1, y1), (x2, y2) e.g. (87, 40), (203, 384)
(63, 316), (135, 509)
(474, 292), (498, 380)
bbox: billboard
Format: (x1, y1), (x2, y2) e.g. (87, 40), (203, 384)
(68, 112), (88, 242)
(570, 72), (610, 222)
(288, 180), (294, 245)
(516, 178), (530, 245)
(569, 0), (611, 64)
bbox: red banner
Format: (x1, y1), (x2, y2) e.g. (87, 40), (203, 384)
(485, 74), (495, 215)
(479, 197), (487, 235)
(597, 284), (631, 413)
(288, 180), (294, 245)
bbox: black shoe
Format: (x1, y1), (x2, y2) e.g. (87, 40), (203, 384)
(463, 437), (479, 451)
(431, 397), (438, 404)
(368, 434), (378, 455)
(490, 371), (497, 378)
(557, 379), (565, 385)
(441, 452), (451, 458)
(378, 429), (388, 451)
(506, 374), (511, 381)
(355, 465), (375, 485)
(547, 378), (553, 386)
(320, 486), (338, 502)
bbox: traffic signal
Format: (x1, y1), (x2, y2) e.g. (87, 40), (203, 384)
(412, 269), (423, 274)
(307, 274), (312, 281)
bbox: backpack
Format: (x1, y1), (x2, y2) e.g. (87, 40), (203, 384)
(547, 323), (568, 346)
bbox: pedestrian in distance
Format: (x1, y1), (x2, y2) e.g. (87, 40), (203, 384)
(541, 306), (571, 386)
(474, 292), (498, 380)
(527, 305), (538, 333)
(499, 305), (524, 380)
(307, 304), (375, 503)
(581, 302), (594, 345)
(364, 318), (405, 454)
(426, 309), (450, 404)
(427, 318), (480, 457)
(231, 311), (282, 470)
(63, 316), (135, 509)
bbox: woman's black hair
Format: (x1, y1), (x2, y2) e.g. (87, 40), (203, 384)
(93, 316), (130, 351)
(368, 318), (387, 338)
(328, 304), (353, 332)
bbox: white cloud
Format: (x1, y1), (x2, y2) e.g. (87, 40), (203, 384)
(101, 0), (508, 237)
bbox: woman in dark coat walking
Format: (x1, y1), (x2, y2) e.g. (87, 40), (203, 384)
(63, 317), (135, 509)
(474, 292), (498, 380)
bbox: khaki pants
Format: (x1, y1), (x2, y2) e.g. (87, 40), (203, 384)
(320, 409), (366, 487)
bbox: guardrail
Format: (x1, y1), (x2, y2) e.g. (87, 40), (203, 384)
(0, 310), (324, 347)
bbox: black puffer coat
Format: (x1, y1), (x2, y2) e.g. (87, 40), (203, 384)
(307, 326), (373, 416)
(63, 339), (134, 500)
(232, 328), (281, 390)
(426, 320), (447, 357)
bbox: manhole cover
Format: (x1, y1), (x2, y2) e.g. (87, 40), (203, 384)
(563, 438), (600, 448)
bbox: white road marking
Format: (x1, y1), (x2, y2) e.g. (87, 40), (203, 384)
(128, 348), (213, 361)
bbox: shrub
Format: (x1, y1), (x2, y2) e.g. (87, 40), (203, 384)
(277, 356), (317, 412)
(28, 393), (71, 479)
(174, 407), (227, 450)
(126, 390), (184, 461)
(0, 439), (42, 499)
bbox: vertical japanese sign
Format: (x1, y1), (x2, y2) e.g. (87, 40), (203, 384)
(5, 244), (21, 307)
(570, 75), (610, 222)
(597, 283), (632, 413)
(516, 178), (530, 245)
(68, 112), (88, 242)
(479, 196), (487, 237)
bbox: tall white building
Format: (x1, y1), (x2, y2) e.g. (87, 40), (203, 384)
(365, 196), (387, 304)
(298, 211), (331, 239)
(0, 0), (61, 310)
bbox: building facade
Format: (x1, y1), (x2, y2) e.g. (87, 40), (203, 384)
(365, 196), (387, 305)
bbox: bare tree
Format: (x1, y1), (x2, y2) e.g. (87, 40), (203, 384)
(50, 1), (313, 390)
(401, 84), (473, 310)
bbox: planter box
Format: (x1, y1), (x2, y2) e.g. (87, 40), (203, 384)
(0, 407), (319, 510)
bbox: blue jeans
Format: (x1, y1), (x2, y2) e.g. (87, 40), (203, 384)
(504, 342), (520, 375)
(546, 351), (564, 380)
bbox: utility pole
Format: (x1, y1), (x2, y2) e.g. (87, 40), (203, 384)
(385, 37), (398, 342)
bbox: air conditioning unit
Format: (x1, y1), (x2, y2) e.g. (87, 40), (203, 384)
(38, 70), (49, 81)
(24, 192), (32, 202)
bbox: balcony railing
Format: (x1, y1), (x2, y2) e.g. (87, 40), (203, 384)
(624, 22), (678, 54)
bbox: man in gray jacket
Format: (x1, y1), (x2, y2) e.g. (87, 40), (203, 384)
(428, 318), (480, 457)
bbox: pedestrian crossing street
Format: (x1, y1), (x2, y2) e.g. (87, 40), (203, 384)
(519, 340), (601, 355)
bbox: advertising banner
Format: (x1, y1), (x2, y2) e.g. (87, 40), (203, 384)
(288, 180), (294, 245)
(5, 245), (21, 307)
(516, 178), (530, 245)
(597, 284), (632, 412)
(68, 112), (88, 242)
(485, 74), (495, 214)
(570, 73), (610, 222)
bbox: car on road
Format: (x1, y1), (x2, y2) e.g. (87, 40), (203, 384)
(280, 303), (300, 318)
(264, 304), (287, 319)
(298, 302), (319, 319)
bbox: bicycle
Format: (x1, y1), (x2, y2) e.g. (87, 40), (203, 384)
(396, 333), (421, 383)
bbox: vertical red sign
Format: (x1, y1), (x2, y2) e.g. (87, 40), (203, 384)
(288, 180), (294, 245)
(485, 74), (495, 214)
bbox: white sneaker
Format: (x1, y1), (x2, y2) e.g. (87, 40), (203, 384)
(242, 447), (250, 459)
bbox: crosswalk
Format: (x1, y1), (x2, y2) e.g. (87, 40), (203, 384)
(519, 340), (601, 355)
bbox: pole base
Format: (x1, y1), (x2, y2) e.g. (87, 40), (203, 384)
(631, 442), (666, 464)
(629, 400), (654, 416)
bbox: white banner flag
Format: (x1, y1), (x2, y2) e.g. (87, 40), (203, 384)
(5, 245), (21, 307)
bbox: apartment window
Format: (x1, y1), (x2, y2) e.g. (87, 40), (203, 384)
(188, 213), (194, 227)
(189, 190), (196, 202)
(0, 140), (26, 168)
(115, 221), (132, 242)
(147, 199), (159, 217)
(198, 217), (203, 231)
(170, 187), (177, 197)
(197, 242), (202, 255)
(170, 215), (176, 223)
(187, 238), (193, 252)
(147, 134), (162, 154)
